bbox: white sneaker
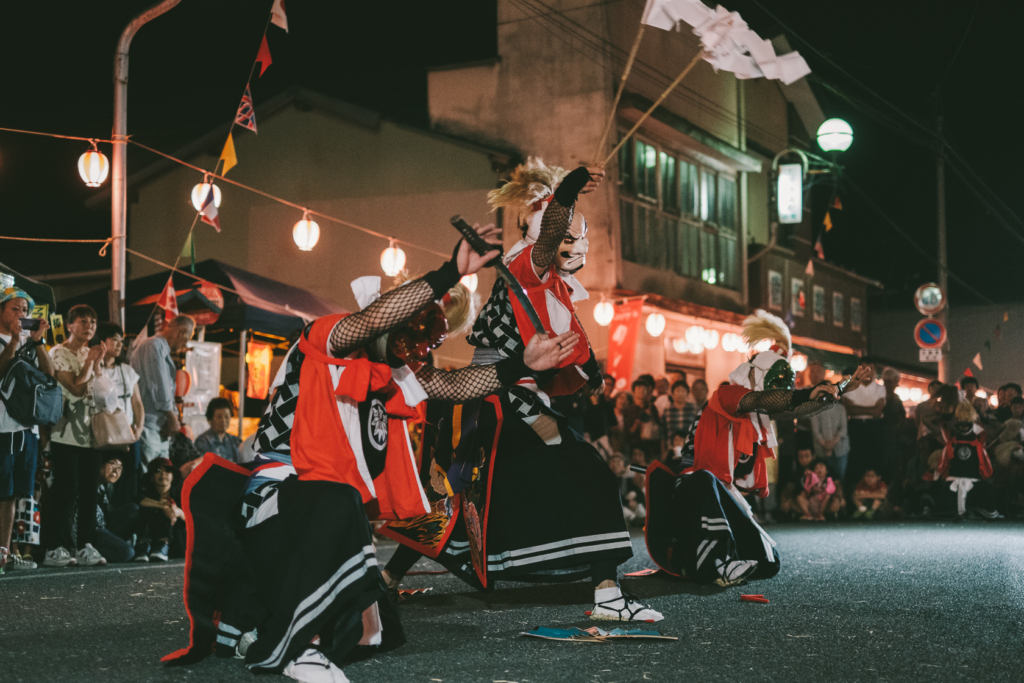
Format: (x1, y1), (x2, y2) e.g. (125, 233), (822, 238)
(282, 648), (349, 683)
(235, 630), (258, 659)
(590, 587), (664, 622)
(43, 547), (78, 567)
(76, 543), (107, 567)
(8, 553), (38, 570)
(714, 559), (758, 587)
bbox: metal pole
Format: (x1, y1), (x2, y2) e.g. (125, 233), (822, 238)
(238, 329), (247, 440)
(111, 0), (181, 326)
(936, 116), (949, 383)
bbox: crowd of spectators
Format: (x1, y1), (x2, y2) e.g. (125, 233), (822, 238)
(0, 300), (208, 574)
(566, 359), (1024, 527)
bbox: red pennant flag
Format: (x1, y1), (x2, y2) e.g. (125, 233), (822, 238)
(963, 368), (974, 378)
(256, 35), (272, 77)
(832, 196), (843, 210)
(814, 234), (825, 260)
(199, 185), (221, 232)
(804, 259), (814, 276)
(157, 275), (179, 322)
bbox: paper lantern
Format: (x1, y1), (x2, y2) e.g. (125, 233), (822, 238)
(645, 312), (666, 337)
(791, 353), (808, 372)
(191, 182), (222, 211)
(817, 118), (854, 152)
(381, 239), (406, 277)
(703, 329), (720, 350)
(293, 213), (320, 252)
(594, 300), (614, 326)
(77, 144), (109, 187)
(460, 274), (478, 293)
(685, 325), (705, 345)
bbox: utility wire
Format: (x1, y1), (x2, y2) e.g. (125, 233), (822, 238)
(939, 0), (981, 82)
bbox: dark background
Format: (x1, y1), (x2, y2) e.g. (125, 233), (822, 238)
(1, 0), (1020, 310)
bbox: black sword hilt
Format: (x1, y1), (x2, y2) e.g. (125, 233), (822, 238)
(450, 215), (503, 260)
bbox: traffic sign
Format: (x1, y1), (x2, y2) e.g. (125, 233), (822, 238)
(919, 347), (942, 363)
(914, 318), (946, 349)
(914, 283), (945, 316)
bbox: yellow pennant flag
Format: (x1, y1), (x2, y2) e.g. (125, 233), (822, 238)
(220, 133), (238, 175)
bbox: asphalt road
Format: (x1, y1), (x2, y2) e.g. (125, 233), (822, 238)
(2, 521), (1023, 683)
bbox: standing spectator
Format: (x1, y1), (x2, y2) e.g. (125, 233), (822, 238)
(92, 323), (144, 505)
(653, 376), (673, 417)
(809, 395), (850, 479)
(194, 397), (242, 463)
(0, 288), (53, 572)
(881, 367), (906, 487)
(660, 380), (695, 453)
(609, 391), (635, 456)
(690, 379), (709, 411)
(46, 304), (107, 567)
(583, 374), (616, 454)
(630, 375), (661, 463)
(914, 380), (946, 437)
(959, 376), (987, 416)
(130, 315), (195, 468)
(842, 360), (887, 486)
(993, 384), (1022, 422)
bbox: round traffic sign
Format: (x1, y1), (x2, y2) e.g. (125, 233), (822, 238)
(914, 318), (946, 349)
(914, 283), (945, 316)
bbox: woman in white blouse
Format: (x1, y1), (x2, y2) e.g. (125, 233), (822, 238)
(92, 322), (145, 505)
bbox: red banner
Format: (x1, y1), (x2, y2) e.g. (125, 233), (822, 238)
(606, 299), (644, 392)
(245, 341), (273, 400)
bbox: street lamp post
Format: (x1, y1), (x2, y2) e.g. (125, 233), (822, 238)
(110, 0), (181, 326)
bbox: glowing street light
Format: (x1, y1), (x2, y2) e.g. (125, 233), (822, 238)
(817, 118), (854, 152)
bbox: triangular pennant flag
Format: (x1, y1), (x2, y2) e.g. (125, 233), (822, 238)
(220, 133), (238, 175)
(181, 231), (196, 274)
(256, 35), (273, 77)
(1004, 312), (1010, 322)
(157, 275), (179, 322)
(271, 0), (288, 32)
(813, 234), (825, 260)
(983, 340), (991, 352)
(199, 185), (221, 232)
(804, 259), (814, 276)
(235, 86), (257, 133)
(963, 368), (974, 378)
(832, 196), (843, 210)
(823, 211), (833, 232)
(972, 352), (983, 370)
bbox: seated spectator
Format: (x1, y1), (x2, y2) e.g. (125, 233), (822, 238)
(852, 469), (888, 519)
(133, 457), (186, 562)
(194, 397), (242, 463)
(622, 489), (646, 527)
(607, 453), (630, 496)
(665, 430), (690, 470)
(88, 454), (140, 563)
(779, 447), (814, 519)
(989, 397), (1024, 468)
(799, 459), (837, 521)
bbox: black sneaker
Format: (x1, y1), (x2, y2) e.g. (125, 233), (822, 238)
(133, 540), (150, 562)
(149, 542), (169, 562)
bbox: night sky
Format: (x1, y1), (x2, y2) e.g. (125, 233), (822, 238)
(1, 0), (1020, 313)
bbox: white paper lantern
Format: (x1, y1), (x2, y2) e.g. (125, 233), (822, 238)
(594, 300), (614, 326)
(672, 338), (688, 354)
(703, 329), (720, 350)
(293, 214), (320, 252)
(191, 183), (222, 211)
(791, 353), (808, 372)
(380, 240), (406, 277)
(685, 325), (705, 345)
(78, 146), (110, 187)
(645, 312), (666, 337)
(460, 274), (478, 293)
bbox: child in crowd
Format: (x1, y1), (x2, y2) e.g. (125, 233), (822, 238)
(800, 459), (836, 521)
(779, 447), (815, 518)
(666, 430), (690, 470)
(853, 469), (888, 519)
(133, 457), (185, 562)
(193, 397), (242, 463)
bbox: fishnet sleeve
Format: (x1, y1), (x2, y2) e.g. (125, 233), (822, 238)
(329, 279), (435, 357)
(416, 364), (501, 403)
(531, 199), (574, 272)
(737, 388), (840, 422)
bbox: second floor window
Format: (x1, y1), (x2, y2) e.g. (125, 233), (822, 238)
(619, 133), (739, 290)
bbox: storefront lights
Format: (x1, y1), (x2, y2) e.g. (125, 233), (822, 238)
(77, 141), (109, 187)
(292, 211), (320, 252)
(380, 238), (406, 277)
(791, 353), (808, 372)
(460, 274), (478, 293)
(593, 299), (614, 326)
(191, 182), (222, 211)
(976, 390), (987, 399)
(816, 118), (853, 152)
(646, 312), (666, 337)
(909, 388), (923, 403)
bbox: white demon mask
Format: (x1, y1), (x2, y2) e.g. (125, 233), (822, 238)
(556, 212), (589, 275)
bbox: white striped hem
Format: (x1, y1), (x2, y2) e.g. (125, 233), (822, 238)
(249, 545), (377, 671)
(486, 533), (633, 572)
